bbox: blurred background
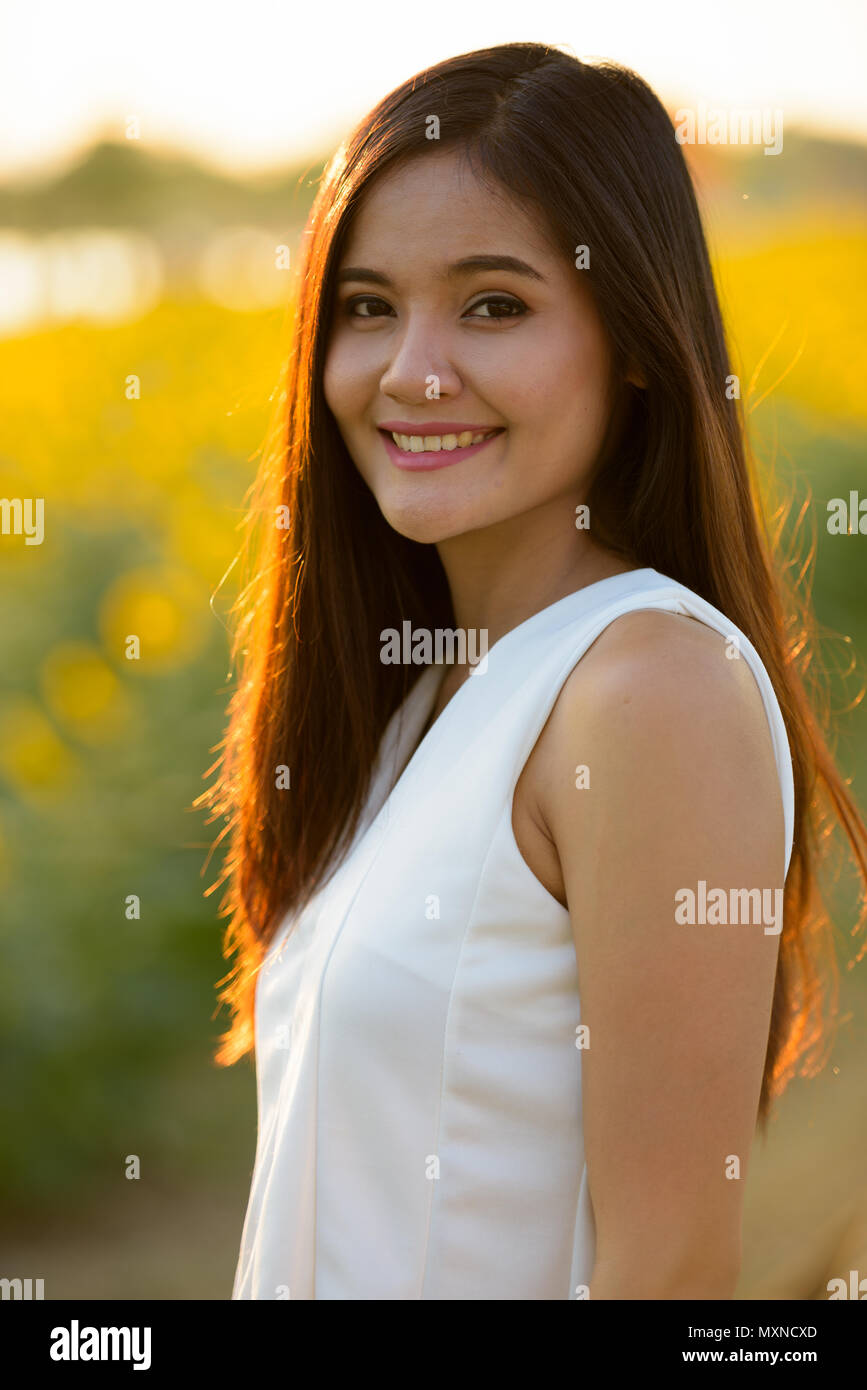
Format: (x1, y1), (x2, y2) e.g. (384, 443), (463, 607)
(0, 0), (865, 1298)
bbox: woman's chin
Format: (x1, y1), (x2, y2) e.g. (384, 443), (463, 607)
(376, 496), (481, 546)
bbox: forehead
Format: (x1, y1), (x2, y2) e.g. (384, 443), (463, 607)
(339, 149), (557, 272)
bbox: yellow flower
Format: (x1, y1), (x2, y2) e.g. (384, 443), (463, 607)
(41, 642), (131, 743)
(0, 697), (79, 799)
(99, 565), (210, 672)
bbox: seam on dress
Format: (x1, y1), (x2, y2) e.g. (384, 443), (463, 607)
(418, 820), (504, 1300)
(308, 818), (394, 1298)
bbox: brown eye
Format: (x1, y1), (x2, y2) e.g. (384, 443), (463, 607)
(345, 296), (392, 318)
(466, 296), (526, 319)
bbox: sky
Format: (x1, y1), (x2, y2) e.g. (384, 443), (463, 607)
(0, 0), (864, 180)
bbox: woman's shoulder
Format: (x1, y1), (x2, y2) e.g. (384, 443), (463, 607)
(525, 604), (782, 849)
(559, 605), (770, 735)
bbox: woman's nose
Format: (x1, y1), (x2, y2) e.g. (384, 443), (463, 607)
(378, 319), (461, 400)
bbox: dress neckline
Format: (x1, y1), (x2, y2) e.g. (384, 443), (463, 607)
(395, 566), (657, 776)
(293, 565), (663, 924)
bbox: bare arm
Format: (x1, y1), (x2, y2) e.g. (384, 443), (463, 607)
(536, 611), (785, 1299)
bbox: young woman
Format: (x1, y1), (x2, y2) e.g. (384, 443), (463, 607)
(202, 43), (867, 1299)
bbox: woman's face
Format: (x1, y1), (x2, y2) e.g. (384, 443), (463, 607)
(323, 149), (617, 545)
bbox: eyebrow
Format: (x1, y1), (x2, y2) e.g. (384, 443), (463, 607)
(336, 254), (546, 287)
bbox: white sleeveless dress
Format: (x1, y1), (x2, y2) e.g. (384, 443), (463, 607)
(232, 567), (795, 1300)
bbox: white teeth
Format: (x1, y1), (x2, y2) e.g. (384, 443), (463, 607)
(390, 429), (499, 452)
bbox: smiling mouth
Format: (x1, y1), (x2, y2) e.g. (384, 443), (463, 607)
(378, 427), (504, 454)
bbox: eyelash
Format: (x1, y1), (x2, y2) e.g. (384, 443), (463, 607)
(342, 294), (527, 322)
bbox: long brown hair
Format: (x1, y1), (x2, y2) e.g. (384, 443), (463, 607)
(198, 42), (867, 1124)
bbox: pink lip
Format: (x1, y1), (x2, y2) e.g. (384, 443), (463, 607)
(379, 428), (504, 472)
